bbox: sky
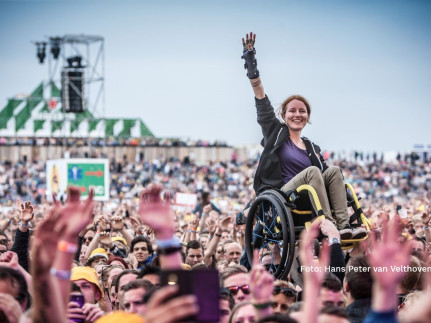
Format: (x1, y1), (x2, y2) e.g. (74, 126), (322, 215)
(0, 0), (430, 152)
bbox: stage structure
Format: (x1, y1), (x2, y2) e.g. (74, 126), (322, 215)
(0, 34), (153, 138)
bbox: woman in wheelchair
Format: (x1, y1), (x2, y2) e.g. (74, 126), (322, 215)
(241, 32), (366, 240)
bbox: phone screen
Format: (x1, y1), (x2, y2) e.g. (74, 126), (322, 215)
(160, 269), (220, 322)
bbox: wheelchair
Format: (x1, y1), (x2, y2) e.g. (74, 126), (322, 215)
(244, 183), (370, 279)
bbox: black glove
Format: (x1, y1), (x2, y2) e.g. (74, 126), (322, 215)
(241, 32), (260, 79)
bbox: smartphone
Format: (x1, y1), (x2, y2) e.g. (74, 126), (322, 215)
(160, 269), (220, 322)
(70, 294), (85, 323)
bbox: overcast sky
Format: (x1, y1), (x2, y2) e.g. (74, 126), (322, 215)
(1, 0), (430, 152)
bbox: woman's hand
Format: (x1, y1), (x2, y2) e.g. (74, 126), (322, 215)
(242, 32), (256, 51)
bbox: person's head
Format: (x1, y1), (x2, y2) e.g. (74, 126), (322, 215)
(86, 248), (109, 268)
(130, 236), (153, 264)
(0, 266), (28, 310)
(225, 242), (243, 265)
(411, 237), (426, 260)
(115, 269), (139, 309)
(79, 244), (88, 265)
(228, 301), (255, 323)
(199, 234), (210, 249)
(278, 95), (311, 133)
(271, 281), (297, 314)
(108, 256), (129, 269)
(221, 230), (230, 242)
(220, 288), (235, 323)
(137, 265), (161, 288)
(202, 191), (210, 204)
(412, 216), (424, 238)
(185, 240), (204, 267)
(344, 256), (373, 301)
(123, 279), (154, 314)
(83, 229), (95, 246)
(221, 265), (250, 304)
(70, 267), (103, 304)
(101, 265), (123, 291)
(0, 231), (9, 253)
(319, 273), (344, 309)
(216, 243), (225, 261)
(318, 305), (350, 323)
(400, 256), (423, 293)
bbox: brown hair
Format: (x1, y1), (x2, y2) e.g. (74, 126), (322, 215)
(278, 95), (312, 124)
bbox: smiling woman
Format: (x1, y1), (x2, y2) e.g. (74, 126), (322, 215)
(241, 32), (365, 239)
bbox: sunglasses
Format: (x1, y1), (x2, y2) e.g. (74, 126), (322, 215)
(273, 286), (297, 298)
(227, 285), (250, 296)
(0, 239), (8, 246)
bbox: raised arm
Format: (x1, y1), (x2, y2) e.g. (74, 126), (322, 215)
(242, 32), (265, 99)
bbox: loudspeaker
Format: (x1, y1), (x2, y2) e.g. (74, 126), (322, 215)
(61, 69), (85, 113)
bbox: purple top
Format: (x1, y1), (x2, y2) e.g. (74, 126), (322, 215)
(278, 138), (312, 184)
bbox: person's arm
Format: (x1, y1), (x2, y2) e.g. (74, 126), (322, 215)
(11, 200), (34, 272)
(320, 219), (345, 282)
(31, 208), (66, 323)
(138, 184), (182, 269)
(366, 216), (412, 317)
(52, 188), (95, 308)
(242, 32), (265, 99)
(249, 250), (274, 320)
(203, 216), (231, 265)
(299, 219), (330, 323)
(198, 204), (212, 233)
(84, 232), (101, 261)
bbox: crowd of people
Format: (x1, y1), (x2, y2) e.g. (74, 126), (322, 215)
(0, 149), (429, 322)
(0, 136), (230, 148)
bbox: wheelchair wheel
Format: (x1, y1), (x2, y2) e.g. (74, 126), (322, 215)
(245, 190), (295, 279)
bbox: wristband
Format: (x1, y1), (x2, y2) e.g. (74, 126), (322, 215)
(252, 301), (273, 309)
(155, 237), (181, 248)
(425, 227), (430, 231)
(57, 240), (78, 254)
(19, 221), (28, 228)
(50, 267), (71, 280)
(188, 229), (197, 233)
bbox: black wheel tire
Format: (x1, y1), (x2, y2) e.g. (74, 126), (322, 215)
(245, 190), (295, 279)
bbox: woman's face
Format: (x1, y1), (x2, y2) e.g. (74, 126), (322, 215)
(284, 99), (308, 133)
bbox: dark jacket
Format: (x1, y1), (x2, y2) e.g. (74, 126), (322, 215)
(253, 95), (328, 194)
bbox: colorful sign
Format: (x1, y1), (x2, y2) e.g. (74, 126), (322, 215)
(46, 159), (109, 201)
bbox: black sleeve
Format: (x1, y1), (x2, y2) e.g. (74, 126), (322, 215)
(329, 243), (346, 283)
(11, 229), (30, 272)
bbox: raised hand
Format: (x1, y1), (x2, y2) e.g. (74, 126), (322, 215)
(18, 200), (34, 224)
(242, 32), (256, 51)
(249, 249), (274, 303)
(99, 231), (113, 248)
(54, 187), (95, 240)
(299, 218), (330, 287)
(32, 207), (62, 271)
(138, 184), (175, 239)
(111, 215), (124, 231)
(206, 218), (216, 235)
(188, 214), (199, 230)
(367, 216), (412, 290)
(220, 215), (232, 231)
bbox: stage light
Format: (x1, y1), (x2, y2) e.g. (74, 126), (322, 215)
(50, 37), (61, 59)
(67, 56), (84, 68)
(36, 42), (47, 64)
